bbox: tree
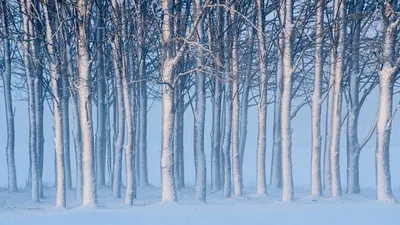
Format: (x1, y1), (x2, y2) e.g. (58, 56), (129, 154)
(280, 0), (294, 201)
(1, 0), (17, 193)
(42, 0), (66, 207)
(311, 0), (324, 197)
(76, 0), (98, 206)
(193, 0), (207, 202)
(255, 0), (268, 196)
(329, 0), (345, 198)
(375, 0), (399, 202)
(20, 0), (40, 202)
(231, 0), (243, 197)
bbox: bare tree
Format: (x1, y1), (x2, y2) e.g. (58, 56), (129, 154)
(1, 0), (17, 193)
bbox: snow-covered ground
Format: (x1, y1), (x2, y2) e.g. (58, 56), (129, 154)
(0, 186), (399, 225)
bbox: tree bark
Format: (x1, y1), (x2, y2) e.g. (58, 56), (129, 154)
(311, 0), (324, 197)
(76, 0), (97, 206)
(329, 0), (345, 198)
(43, 0), (66, 207)
(231, 2), (242, 197)
(256, 0), (267, 195)
(1, 0), (17, 192)
(280, 0), (294, 201)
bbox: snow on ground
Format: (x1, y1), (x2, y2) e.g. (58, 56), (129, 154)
(0, 186), (399, 225)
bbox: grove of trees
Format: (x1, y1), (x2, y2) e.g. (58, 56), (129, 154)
(0, 0), (399, 207)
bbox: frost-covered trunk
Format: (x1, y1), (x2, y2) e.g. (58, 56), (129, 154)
(375, 71), (394, 202)
(111, 27), (125, 199)
(230, 4), (242, 197)
(220, 92), (226, 188)
(211, 77), (222, 191)
(222, 10), (233, 196)
(106, 91), (113, 186)
(67, 35), (83, 201)
(270, 26), (283, 189)
(122, 55), (135, 205)
(280, 0), (294, 201)
(137, 2), (149, 187)
(160, 0), (177, 202)
(21, 0), (39, 202)
(222, 79), (232, 198)
(96, 4), (107, 187)
(256, 0), (267, 195)
(193, 0), (207, 201)
(324, 50), (335, 193)
(210, 0), (223, 192)
(346, 0), (363, 194)
(311, 0), (324, 197)
(173, 70), (185, 190)
(375, 2), (398, 201)
(160, 60), (177, 201)
(35, 70), (44, 198)
(62, 75), (71, 191)
(1, 0), (17, 192)
(239, 23), (254, 188)
(71, 90), (82, 201)
(76, 0), (97, 206)
(110, 0), (135, 205)
(177, 79), (185, 188)
(43, 0), (66, 207)
(329, 0), (345, 198)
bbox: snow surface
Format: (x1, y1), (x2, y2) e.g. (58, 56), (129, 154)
(0, 186), (399, 225)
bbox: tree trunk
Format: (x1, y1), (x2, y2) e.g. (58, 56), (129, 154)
(280, 0), (294, 201)
(256, 0), (267, 195)
(375, 2), (397, 201)
(346, 0), (364, 195)
(1, 0), (17, 192)
(160, 0), (177, 202)
(270, 23), (283, 189)
(231, 2), (242, 197)
(137, 1), (149, 187)
(96, 1), (107, 187)
(76, 0), (97, 206)
(43, 0), (66, 207)
(193, 0), (207, 201)
(21, 0), (39, 202)
(209, 0), (223, 192)
(111, 27), (125, 199)
(329, 0), (345, 198)
(311, 0), (324, 197)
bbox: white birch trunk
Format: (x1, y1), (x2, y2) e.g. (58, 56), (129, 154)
(230, 3), (242, 197)
(376, 71), (394, 202)
(346, 0), (363, 194)
(193, 0), (207, 201)
(311, 0), (324, 197)
(280, 0), (294, 201)
(1, 0), (17, 192)
(324, 50), (335, 193)
(239, 22), (254, 188)
(329, 0), (345, 198)
(21, 0), (39, 202)
(43, 0), (66, 207)
(256, 0), (267, 195)
(76, 0), (97, 206)
(160, 0), (177, 201)
(111, 30), (125, 200)
(375, 2), (398, 201)
(210, 0), (223, 191)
